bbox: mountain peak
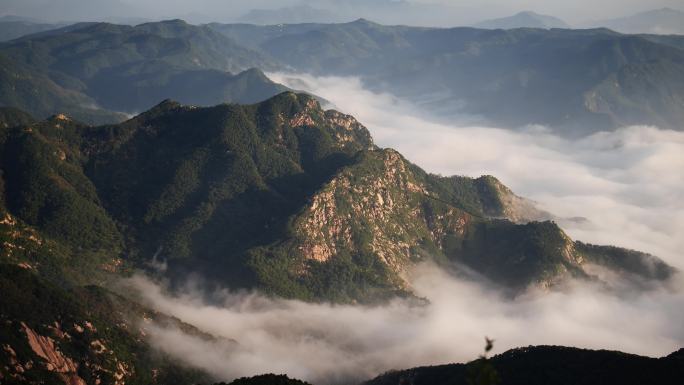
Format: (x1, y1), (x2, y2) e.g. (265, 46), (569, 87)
(475, 11), (569, 29)
(349, 18), (378, 26)
(158, 18), (189, 25)
(139, 99), (183, 118)
(138, 18), (189, 27)
(155, 98), (181, 108)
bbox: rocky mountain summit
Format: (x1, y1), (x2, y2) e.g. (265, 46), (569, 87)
(0, 93), (675, 303)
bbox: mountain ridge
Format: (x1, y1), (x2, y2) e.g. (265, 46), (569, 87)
(0, 92), (675, 302)
(0, 19), (287, 123)
(210, 21), (684, 133)
(474, 11), (570, 29)
(363, 345), (684, 385)
(3, 18), (684, 133)
(587, 8), (684, 35)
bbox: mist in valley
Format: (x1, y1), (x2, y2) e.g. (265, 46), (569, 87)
(128, 264), (683, 384)
(116, 72), (684, 384)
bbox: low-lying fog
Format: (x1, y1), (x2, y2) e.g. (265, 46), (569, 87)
(126, 72), (684, 384)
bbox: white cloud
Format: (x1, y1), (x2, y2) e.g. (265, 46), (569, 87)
(127, 264), (684, 384)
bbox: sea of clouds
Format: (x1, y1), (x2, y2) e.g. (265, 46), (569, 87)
(125, 72), (684, 384)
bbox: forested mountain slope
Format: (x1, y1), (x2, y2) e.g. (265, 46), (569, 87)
(213, 20), (684, 133)
(0, 93), (674, 303)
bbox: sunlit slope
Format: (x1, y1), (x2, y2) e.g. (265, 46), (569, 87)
(0, 20), (286, 123)
(0, 93), (675, 303)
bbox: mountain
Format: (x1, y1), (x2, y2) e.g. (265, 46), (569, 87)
(211, 21), (684, 134)
(238, 5), (347, 25)
(589, 8), (684, 35)
(0, 19), (287, 123)
(4, 18), (684, 133)
(0, 92), (675, 303)
(640, 34), (684, 51)
(474, 11), (570, 29)
(0, 20), (68, 42)
(0, 54), (129, 125)
(0, 0), (140, 25)
(0, 92), (679, 384)
(363, 345), (684, 385)
(0, 264), (212, 384)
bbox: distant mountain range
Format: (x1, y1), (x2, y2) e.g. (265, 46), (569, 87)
(586, 8), (684, 35)
(473, 8), (684, 35)
(474, 11), (570, 29)
(0, 19), (285, 123)
(238, 5), (348, 25)
(0, 19), (68, 42)
(2, 18), (684, 132)
(213, 19), (684, 133)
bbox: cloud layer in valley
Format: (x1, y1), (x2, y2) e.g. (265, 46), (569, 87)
(128, 265), (684, 385)
(121, 72), (684, 384)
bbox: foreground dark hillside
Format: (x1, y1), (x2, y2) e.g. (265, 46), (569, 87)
(0, 93), (675, 303)
(0, 264), (210, 384)
(212, 374), (313, 385)
(364, 346), (684, 385)
(205, 347), (684, 385)
(0, 92), (680, 385)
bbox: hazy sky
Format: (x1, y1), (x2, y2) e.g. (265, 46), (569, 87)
(1, 0), (681, 25)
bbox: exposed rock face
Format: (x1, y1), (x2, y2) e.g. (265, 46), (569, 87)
(21, 322), (86, 385)
(294, 148), (479, 287)
(323, 109), (375, 150)
(288, 144), (673, 294)
(286, 95), (375, 152)
(297, 149), (470, 274)
(1, 343), (29, 382)
(288, 98), (318, 127)
(0, 262), (213, 385)
(289, 146), (574, 292)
